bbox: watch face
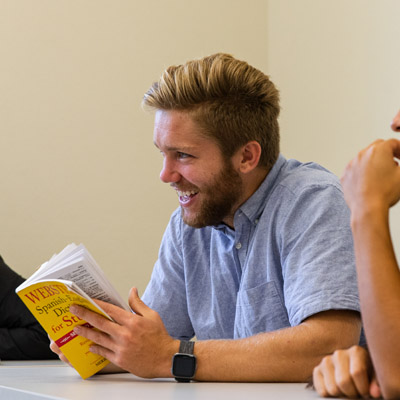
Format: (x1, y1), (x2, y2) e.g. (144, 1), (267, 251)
(172, 354), (196, 378)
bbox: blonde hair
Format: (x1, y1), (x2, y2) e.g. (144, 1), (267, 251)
(143, 53), (280, 169)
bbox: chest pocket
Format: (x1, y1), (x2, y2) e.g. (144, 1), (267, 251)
(234, 280), (290, 338)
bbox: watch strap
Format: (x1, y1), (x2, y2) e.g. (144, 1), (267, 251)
(172, 340), (196, 382)
(179, 340), (194, 355)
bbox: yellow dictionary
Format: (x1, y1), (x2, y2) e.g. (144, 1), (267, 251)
(16, 244), (129, 379)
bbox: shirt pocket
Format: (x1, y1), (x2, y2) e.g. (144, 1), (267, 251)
(234, 280), (290, 338)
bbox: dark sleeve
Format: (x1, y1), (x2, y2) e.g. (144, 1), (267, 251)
(0, 255), (58, 360)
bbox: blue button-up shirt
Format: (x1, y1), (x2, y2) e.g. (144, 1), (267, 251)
(143, 155), (360, 340)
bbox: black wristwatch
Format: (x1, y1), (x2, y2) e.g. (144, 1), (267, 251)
(171, 340), (197, 382)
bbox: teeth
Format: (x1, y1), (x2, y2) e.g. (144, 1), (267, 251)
(177, 190), (197, 197)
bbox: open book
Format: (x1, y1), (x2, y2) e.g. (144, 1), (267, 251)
(16, 243), (129, 379)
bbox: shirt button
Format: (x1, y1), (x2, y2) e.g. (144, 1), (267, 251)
(255, 219), (259, 225)
(235, 242), (242, 249)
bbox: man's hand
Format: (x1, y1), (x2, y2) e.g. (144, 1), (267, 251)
(49, 334), (72, 366)
(341, 139), (400, 215)
(313, 345), (381, 398)
(67, 287), (178, 378)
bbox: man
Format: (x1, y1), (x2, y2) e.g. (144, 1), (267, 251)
(51, 53), (361, 382)
(0, 255), (57, 359)
(313, 109), (400, 399)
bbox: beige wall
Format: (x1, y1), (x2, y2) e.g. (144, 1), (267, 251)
(266, 0), (400, 253)
(2, 1), (400, 299)
(266, 0), (400, 174)
(0, 0), (268, 297)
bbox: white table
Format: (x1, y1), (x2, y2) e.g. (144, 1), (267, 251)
(0, 360), (327, 400)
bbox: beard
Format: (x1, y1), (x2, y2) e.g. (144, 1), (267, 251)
(181, 161), (243, 228)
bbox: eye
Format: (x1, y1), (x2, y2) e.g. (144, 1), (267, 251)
(177, 152), (192, 159)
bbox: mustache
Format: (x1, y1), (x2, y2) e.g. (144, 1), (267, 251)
(170, 184), (199, 192)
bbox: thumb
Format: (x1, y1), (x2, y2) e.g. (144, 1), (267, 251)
(128, 287), (149, 317)
(369, 374), (381, 399)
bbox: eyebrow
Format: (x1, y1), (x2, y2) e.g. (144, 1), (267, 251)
(153, 142), (197, 153)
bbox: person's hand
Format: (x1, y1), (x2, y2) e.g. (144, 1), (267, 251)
(313, 345), (381, 398)
(49, 335), (72, 366)
(341, 139), (400, 215)
(68, 287), (179, 378)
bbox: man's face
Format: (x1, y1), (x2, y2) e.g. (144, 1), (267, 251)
(391, 109), (400, 132)
(153, 110), (244, 228)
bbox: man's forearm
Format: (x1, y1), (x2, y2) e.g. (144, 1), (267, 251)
(188, 310), (361, 382)
(66, 291), (361, 383)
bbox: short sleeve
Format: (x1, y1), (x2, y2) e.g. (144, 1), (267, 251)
(279, 184), (360, 326)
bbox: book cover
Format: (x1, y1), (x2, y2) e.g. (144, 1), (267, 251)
(17, 279), (110, 379)
(16, 244), (129, 379)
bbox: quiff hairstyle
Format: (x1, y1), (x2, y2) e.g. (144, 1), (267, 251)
(142, 53), (280, 170)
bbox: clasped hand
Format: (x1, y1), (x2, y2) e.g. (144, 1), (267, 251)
(341, 139), (400, 213)
(313, 345), (381, 398)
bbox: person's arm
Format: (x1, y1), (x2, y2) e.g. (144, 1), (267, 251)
(0, 325), (56, 360)
(189, 310), (360, 382)
(341, 139), (400, 399)
(67, 287), (361, 382)
(0, 256), (57, 360)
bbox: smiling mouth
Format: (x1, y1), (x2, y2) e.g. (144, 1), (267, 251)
(176, 190), (199, 205)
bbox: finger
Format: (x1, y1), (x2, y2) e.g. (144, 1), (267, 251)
(312, 366), (329, 397)
(128, 287), (151, 317)
(72, 322), (117, 357)
(359, 139), (385, 157)
(333, 352), (359, 398)
(92, 298), (129, 319)
(49, 340), (61, 356)
(369, 375), (381, 399)
(59, 354), (72, 366)
(366, 138), (400, 161)
(319, 356), (344, 398)
(348, 347), (371, 397)
(360, 139), (384, 153)
(69, 304), (118, 335)
(49, 340), (71, 365)
(91, 298), (140, 327)
(368, 139), (385, 147)
(86, 342), (115, 361)
(385, 138), (400, 159)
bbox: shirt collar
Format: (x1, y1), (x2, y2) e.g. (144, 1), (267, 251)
(236, 154), (286, 224)
(213, 154), (287, 231)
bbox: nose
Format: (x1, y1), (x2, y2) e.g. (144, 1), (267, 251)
(391, 110), (400, 132)
(159, 157), (180, 183)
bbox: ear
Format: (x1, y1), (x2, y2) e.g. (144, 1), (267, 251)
(237, 141), (262, 174)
